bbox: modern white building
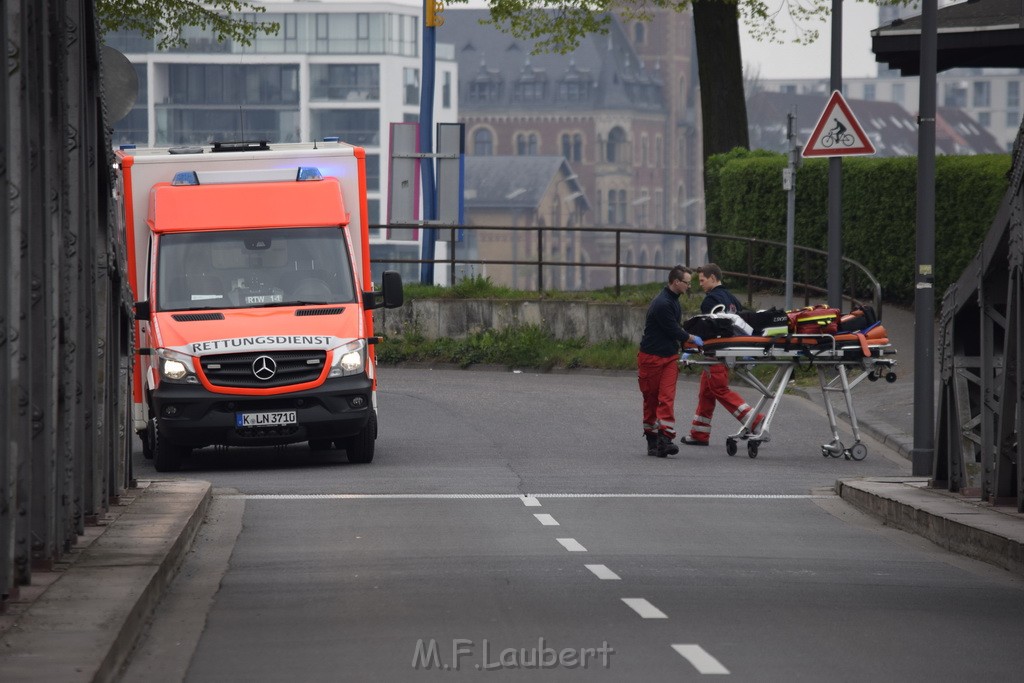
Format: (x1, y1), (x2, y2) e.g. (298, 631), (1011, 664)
(106, 0), (459, 281)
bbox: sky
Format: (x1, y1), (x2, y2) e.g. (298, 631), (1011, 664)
(740, 1), (883, 80)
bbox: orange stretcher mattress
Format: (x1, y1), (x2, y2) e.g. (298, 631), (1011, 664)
(695, 323), (891, 360)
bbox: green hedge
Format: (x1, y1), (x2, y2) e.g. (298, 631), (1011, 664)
(704, 149), (1011, 305)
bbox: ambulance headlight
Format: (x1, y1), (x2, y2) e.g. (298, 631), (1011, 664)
(329, 339), (365, 377)
(157, 349), (199, 384)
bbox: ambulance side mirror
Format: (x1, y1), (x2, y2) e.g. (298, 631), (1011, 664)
(134, 300), (151, 321)
(363, 270), (404, 310)
(381, 270), (404, 309)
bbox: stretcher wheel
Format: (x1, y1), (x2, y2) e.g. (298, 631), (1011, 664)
(885, 372), (897, 383)
(821, 447), (830, 458)
(867, 372), (878, 382)
(726, 438), (737, 457)
(849, 443), (868, 461)
(747, 441), (759, 459)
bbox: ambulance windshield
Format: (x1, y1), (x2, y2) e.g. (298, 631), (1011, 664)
(156, 227), (357, 311)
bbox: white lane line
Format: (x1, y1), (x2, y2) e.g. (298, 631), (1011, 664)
(225, 493), (834, 500)
(672, 644), (730, 674)
(621, 598), (667, 619)
(556, 538), (587, 552)
(584, 564), (620, 580)
(533, 513), (559, 526)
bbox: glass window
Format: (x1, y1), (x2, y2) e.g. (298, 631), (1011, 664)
(1007, 81), (1020, 109)
(404, 68), (420, 105)
(157, 227), (356, 311)
(863, 83), (875, 101)
(891, 83), (904, 105)
(473, 128), (493, 156)
(973, 80), (990, 108)
(310, 64), (380, 101)
(978, 111), (990, 126)
(365, 154), (380, 192)
(1008, 111), (1020, 128)
(443, 72), (452, 108)
(944, 84), (967, 108)
(311, 109), (380, 145)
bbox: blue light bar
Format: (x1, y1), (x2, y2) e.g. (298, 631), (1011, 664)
(171, 171), (200, 186)
(119, 144), (136, 151)
(296, 167), (323, 181)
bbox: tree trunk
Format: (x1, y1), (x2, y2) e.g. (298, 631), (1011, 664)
(692, 0), (749, 161)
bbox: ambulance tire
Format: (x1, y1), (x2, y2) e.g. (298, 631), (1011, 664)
(341, 411), (377, 464)
(151, 419), (188, 472)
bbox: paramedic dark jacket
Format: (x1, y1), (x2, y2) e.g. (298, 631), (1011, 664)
(640, 286), (693, 357)
(700, 285), (743, 315)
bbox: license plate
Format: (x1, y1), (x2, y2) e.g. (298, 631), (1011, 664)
(236, 411), (297, 427)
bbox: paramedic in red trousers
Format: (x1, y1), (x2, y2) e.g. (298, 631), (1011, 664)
(638, 266), (703, 457)
(681, 263), (764, 446)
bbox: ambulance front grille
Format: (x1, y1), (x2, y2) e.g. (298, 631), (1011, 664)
(200, 350), (327, 388)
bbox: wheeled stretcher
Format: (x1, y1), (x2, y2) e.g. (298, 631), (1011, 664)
(682, 326), (897, 460)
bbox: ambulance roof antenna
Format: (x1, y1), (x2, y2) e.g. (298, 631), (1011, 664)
(238, 105), (245, 141)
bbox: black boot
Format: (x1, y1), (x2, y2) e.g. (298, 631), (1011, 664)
(645, 433), (660, 457)
(658, 433), (679, 457)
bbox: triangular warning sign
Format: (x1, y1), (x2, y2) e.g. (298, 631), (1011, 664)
(802, 91), (876, 158)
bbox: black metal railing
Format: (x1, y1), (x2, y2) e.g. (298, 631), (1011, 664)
(371, 225), (883, 317)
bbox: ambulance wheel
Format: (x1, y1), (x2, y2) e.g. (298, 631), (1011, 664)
(726, 438), (737, 457)
(747, 441), (759, 459)
(341, 411), (377, 464)
(849, 443), (868, 461)
(151, 419), (188, 472)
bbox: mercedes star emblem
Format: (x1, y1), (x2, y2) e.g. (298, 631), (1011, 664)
(252, 355), (277, 381)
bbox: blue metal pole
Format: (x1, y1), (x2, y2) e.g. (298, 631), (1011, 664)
(419, 10), (437, 284)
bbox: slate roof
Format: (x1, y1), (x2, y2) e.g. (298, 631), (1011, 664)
(747, 90), (1004, 156)
(872, 0), (1024, 75)
(439, 9), (665, 113)
(464, 156), (589, 211)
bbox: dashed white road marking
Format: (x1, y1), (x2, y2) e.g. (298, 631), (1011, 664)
(672, 644), (730, 674)
(621, 598), (667, 619)
(556, 538), (587, 552)
(584, 564), (620, 580)
(522, 496), (542, 507)
(533, 513), (559, 526)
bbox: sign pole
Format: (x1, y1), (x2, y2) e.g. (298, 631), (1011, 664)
(827, 0), (843, 310)
(784, 111), (799, 311)
(913, 0), (938, 477)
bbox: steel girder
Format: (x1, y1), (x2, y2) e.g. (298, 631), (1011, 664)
(936, 120), (1024, 511)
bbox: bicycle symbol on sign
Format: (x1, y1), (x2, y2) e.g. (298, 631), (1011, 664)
(821, 118), (854, 148)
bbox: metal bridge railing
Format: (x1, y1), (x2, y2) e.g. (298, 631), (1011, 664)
(1, 1), (134, 607)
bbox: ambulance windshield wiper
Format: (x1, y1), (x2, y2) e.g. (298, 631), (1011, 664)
(253, 300), (331, 308)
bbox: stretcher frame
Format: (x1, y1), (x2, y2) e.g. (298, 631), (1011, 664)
(684, 334), (898, 460)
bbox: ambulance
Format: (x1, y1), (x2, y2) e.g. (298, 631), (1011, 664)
(115, 140), (403, 472)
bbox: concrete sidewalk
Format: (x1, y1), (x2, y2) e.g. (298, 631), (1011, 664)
(0, 480), (211, 683)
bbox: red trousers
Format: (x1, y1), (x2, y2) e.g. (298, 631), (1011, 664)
(689, 364), (756, 443)
(637, 351), (680, 438)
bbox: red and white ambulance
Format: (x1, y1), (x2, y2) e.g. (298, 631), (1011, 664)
(115, 140), (403, 471)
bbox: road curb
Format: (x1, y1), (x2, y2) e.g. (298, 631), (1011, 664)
(0, 479), (212, 683)
(835, 477), (1024, 578)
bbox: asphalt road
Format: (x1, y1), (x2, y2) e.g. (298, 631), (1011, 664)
(122, 368), (1024, 681)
